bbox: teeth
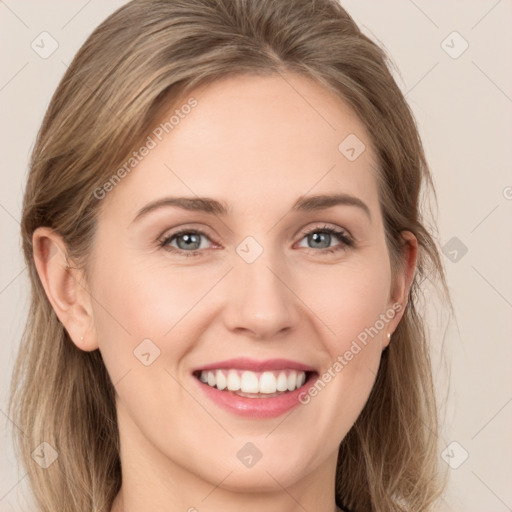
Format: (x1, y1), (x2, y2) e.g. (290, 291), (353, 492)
(276, 372), (288, 391)
(197, 369), (309, 394)
(259, 371), (277, 393)
(216, 369), (227, 390)
(227, 370), (241, 391)
(241, 371), (259, 393)
(287, 371), (297, 391)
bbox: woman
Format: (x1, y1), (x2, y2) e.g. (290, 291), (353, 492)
(9, 0), (450, 511)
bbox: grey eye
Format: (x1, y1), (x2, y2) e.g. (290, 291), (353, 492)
(174, 232), (203, 250)
(306, 231), (333, 249)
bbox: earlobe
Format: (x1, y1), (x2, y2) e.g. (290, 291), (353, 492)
(382, 331), (392, 351)
(32, 227), (98, 352)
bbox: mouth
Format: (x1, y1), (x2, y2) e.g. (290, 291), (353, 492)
(191, 358), (319, 418)
(192, 368), (316, 398)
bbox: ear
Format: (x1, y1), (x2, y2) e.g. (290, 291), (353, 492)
(32, 227), (98, 351)
(382, 230), (418, 349)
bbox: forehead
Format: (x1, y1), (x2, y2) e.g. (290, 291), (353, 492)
(102, 72), (380, 222)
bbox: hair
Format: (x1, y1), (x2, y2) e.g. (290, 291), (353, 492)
(9, 0), (452, 511)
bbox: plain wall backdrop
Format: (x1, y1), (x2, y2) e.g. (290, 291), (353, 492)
(1, 1), (511, 511)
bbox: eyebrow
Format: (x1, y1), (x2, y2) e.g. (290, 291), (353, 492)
(131, 192), (371, 223)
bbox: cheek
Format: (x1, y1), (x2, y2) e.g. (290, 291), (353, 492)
(92, 248), (198, 332)
(301, 255), (392, 350)
(296, 255), (392, 415)
(89, 250), (223, 375)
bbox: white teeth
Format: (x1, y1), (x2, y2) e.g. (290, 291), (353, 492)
(259, 371), (277, 393)
(287, 371), (297, 391)
(197, 369), (309, 394)
(216, 370), (227, 390)
(276, 371), (288, 391)
(241, 371), (259, 393)
(226, 370), (241, 391)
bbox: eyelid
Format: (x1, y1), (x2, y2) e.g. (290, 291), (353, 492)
(158, 223), (217, 242)
(300, 222), (353, 241)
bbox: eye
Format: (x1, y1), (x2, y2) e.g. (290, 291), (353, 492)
(296, 224), (353, 255)
(158, 224), (354, 258)
(159, 229), (214, 257)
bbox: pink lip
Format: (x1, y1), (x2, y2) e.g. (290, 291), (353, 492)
(191, 357), (317, 373)
(192, 371), (317, 418)
(191, 358), (319, 418)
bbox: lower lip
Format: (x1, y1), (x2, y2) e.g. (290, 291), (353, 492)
(193, 373), (316, 418)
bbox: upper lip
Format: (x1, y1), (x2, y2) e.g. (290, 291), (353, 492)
(192, 357), (318, 373)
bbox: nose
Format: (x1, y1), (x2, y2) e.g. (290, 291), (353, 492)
(222, 247), (301, 340)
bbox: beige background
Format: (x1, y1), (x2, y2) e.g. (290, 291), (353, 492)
(1, 1), (511, 510)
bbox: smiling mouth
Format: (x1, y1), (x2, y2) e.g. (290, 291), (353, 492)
(192, 368), (316, 398)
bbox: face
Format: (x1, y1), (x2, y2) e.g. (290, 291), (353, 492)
(83, 73), (407, 492)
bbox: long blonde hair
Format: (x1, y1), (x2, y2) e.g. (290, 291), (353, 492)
(9, 1), (451, 510)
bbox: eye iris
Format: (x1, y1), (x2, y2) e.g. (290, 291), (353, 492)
(177, 233), (201, 250)
(309, 232), (331, 249)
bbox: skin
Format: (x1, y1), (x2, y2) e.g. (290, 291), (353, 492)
(33, 72), (417, 512)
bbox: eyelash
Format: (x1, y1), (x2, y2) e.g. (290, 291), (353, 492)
(158, 224), (354, 258)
